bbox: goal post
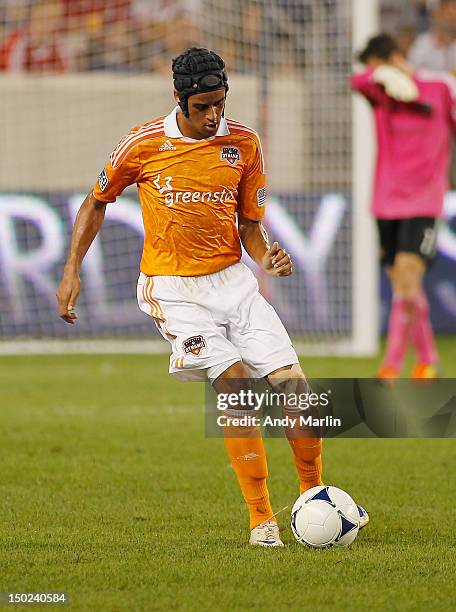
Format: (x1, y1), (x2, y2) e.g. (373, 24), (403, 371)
(352, 0), (380, 355)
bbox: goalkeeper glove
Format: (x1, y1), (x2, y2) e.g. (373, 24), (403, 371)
(372, 65), (419, 102)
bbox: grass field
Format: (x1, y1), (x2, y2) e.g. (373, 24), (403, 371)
(1, 338), (456, 611)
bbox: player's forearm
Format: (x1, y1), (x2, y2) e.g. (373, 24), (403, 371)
(351, 69), (391, 106)
(238, 217), (269, 266)
(65, 192), (106, 270)
(351, 69), (378, 97)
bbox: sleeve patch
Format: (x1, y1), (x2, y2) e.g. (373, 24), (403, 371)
(257, 187), (266, 207)
(98, 169), (109, 191)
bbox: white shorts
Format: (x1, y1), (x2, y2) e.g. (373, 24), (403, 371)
(137, 262), (298, 382)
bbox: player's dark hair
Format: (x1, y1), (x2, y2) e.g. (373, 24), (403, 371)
(357, 34), (401, 64)
(172, 47), (229, 117)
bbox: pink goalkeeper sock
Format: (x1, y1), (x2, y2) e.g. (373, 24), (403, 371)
(383, 297), (412, 372)
(410, 293), (438, 365)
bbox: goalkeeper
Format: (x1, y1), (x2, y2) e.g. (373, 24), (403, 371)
(352, 34), (456, 378)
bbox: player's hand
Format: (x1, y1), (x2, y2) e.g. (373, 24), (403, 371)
(372, 65), (419, 102)
(56, 264), (80, 324)
(262, 241), (293, 276)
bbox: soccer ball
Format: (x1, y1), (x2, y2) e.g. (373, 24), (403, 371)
(291, 485), (360, 548)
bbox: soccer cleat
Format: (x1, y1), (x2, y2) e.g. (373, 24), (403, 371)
(411, 363), (439, 379)
(377, 366), (399, 380)
(249, 520), (284, 547)
(357, 505), (369, 530)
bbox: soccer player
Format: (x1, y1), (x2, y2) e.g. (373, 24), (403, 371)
(57, 47), (367, 545)
(352, 34), (456, 379)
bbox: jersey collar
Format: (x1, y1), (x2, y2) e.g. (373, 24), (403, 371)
(164, 106), (230, 140)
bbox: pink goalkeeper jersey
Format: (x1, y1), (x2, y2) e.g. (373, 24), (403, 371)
(351, 68), (456, 219)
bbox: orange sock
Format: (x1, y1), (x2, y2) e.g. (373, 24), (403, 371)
(224, 427), (274, 529)
(287, 437), (323, 493)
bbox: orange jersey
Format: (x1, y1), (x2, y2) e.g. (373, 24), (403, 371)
(93, 106), (266, 276)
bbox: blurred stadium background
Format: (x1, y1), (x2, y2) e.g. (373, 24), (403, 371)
(0, 0), (454, 355)
(2, 6), (455, 609)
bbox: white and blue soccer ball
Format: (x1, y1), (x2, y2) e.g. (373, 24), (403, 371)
(291, 485), (360, 548)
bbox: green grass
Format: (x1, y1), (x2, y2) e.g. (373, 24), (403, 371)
(1, 337), (455, 611)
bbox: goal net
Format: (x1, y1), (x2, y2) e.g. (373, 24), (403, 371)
(0, 0), (378, 355)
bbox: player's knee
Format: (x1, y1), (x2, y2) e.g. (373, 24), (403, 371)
(267, 363), (307, 387)
(267, 364), (313, 417)
(213, 361), (251, 394)
(393, 252), (424, 277)
(391, 253), (424, 296)
(280, 363), (305, 378)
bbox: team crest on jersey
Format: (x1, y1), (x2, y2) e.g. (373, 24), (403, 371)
(220, 146), (241, 165)
(98, 169), (109, 191)
(182, 335), (206, 356)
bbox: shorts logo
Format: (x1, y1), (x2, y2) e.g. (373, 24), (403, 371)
(183, 335), (206, 356)
(98, 169), (109, 191)
(220, 146), (241, 165)
(257, 187), (266, 207)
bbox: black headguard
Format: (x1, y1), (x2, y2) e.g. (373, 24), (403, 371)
(172, 47), (229, 117)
